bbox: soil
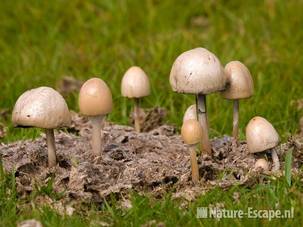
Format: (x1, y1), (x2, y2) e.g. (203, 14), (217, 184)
(0, 108), (302, 210)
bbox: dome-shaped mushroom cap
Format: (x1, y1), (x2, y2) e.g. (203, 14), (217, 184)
(183, 104), (197, 122)
(169, 47), (226, 94)
(181, 119), (203, 145)
(79, 78), (113, 116)
(254, 158), (269, 171)
(121, 66), (150, 98)
(12, 87), (71, 129)
(246, 116), (280, 153)
(221, 61), (254, 99)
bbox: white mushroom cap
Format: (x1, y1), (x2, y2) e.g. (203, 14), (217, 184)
(254, 158), (269, 171)
(183, 104), (197, 122)
(79, 78), (113, 116)
(221, 61), (254, 99)
(181, 119), (203, 145)
(246, 116), (280, 153)
(121, 66), (150, 98)
(170, 47), (226, 94)
(12, 87), (71, 129)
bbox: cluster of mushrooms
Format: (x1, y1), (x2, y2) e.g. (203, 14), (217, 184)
(11, 47), (280, 184)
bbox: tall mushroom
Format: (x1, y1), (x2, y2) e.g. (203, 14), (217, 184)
(181, 119), (202, 184)
(183, 104), (197, 123)
(121, 66), (150, 132)
(221, 61), (254, 144)
(170, 47), (226, 155)
(246, 116), (280, 171)
(79, 78), (113, 156)
(12, 87), (71, 167)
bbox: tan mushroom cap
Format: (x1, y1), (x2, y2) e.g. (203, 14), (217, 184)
(246, 116), (280, 153)
(170, 47), (226, 94)
(12, 87), (71, 129)
(121, 66), (150, 98)
(181, 119), (203, 145)
(183, 104), (197, 122)
(221, 61), (254, 99)
(254, 158), (269, 171)
(79, 78), (113, 116)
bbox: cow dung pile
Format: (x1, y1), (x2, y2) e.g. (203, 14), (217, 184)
(0, 109), (302, 210)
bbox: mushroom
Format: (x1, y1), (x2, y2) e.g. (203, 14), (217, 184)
(79, 78), (113, 156)
(183, 104), (197, 123)
(246, 116), (280, 171)
(181, 119), (202, 184)
(121, 66), (150, 132)
(254, 158), (269, 172)
(12, 87), (71, 167)
(170, 47), (226, 155)
(221, 61), (254, 144)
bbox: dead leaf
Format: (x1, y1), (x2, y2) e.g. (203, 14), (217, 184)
(57, 76), (83, 97)
(17, 219), (43, 227)
(130, 107), (166, 132)
(0, 123), (7, 138)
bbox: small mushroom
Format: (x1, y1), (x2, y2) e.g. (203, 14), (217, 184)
(254, 158), (269, 172)
(221, 61), (254, 144)
(79, 78), (113, 156)
(183, 104), (197, 123)
(181, 119), (202, 184)
(246, 116), (280, 171)
(12, 87), (71, 167)
(170, 47), (226, 155)
(121, 66), (150, 132)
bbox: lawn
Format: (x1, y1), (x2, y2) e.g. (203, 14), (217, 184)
(0, 0), (302, 226)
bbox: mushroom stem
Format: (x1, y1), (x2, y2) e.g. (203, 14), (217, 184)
(134, 98), (141, 132)
(233, 100), (239, 141)
(189, 145), (199, 184)
(90, 115), (104, 156)
(45, 129), (56, 167)
(271, 148), (280, 171)
(196, 94), (211, 155)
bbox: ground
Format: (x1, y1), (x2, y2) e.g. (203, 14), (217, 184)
(0, 0), (303, 226)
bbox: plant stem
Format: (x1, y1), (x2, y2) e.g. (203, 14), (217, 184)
(196, 94), (211, 155)
(189, 145), (199, 184)
(134, 98), (141, 132)
(45, 128), (56, 167)
(90, 115), (104, 156)
(271, 148), (280, 171)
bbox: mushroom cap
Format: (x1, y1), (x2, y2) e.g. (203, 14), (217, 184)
(169, 47), (226, 94)
(181, 119), (203, 145)
(246, 116), (280, 153)
(221, 61), (254, 99)
(12, 87), (71, 129)
(254, 158), (269, 171)
(183, 104), (197, 122)
(121, 66), (150, 98)
(79, 78), (113, 116)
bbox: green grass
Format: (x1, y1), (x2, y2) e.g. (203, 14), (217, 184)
(0, 0), (302, 226)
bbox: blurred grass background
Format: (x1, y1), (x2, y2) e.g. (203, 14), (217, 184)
(0, 0), (302, 142)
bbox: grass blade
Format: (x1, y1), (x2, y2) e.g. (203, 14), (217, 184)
(285, 148), (293, 187)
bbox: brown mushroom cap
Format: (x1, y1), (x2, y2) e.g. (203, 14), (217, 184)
(121, 66), (150, 98)
(183, 104), (197, 122)
(221, 61), (254, 99)
(170, 47), (226, 94)
(12, 87), (71, 129)
(79, 78), (113, 116)
(181, 119), (203, 145)
(246, 116), (280, 153)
